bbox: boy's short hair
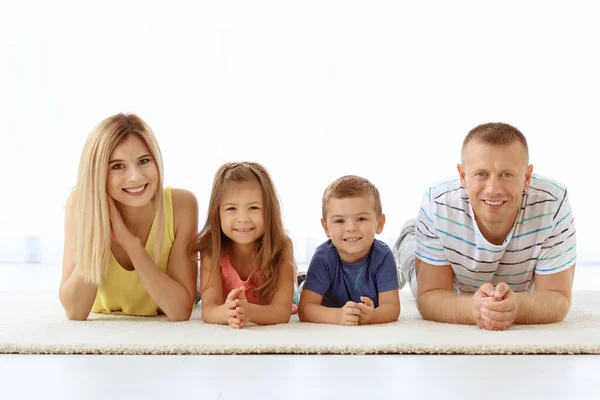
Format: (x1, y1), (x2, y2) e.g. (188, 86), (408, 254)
(322, 175), (382, 219)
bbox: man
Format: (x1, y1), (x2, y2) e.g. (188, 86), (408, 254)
(394, 122), (576, 330)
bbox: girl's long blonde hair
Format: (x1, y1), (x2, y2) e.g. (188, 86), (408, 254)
(75, 113), (165, 285)
(191, 162), (293, 302)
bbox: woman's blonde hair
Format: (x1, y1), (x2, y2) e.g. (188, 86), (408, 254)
(190, 162), (293, 303)
(75, 113), (165, 285)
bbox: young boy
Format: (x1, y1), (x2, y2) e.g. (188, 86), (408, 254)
(298, 175), (400, 326)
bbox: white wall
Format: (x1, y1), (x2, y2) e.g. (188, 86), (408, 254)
(1, 0), (598, 265)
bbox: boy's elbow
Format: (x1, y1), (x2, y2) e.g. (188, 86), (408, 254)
(391, 304), (401, 321)
(298, 304), (312, 322)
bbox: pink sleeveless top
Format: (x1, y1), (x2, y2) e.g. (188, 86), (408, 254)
(220, 255), (298, 313)
(220, 255), (261, 304)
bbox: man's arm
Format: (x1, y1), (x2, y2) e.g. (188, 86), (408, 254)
(517, 264), (575, 323)
(416, 258), (474, 324)
(416, 258), (493, 326)
(483, 265), (575, 328)
(512, 186), (576, 324)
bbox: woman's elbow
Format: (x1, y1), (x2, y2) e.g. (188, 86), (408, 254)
(166, 306), (193, 322)
(60, 295), (90, 321)
(64, 308), (90, 321)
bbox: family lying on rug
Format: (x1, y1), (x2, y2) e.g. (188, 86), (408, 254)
(59, 114), (576, 332)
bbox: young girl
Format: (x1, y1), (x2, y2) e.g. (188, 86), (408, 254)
(192, 162), (299, 329)
(59, 113), (199, 321)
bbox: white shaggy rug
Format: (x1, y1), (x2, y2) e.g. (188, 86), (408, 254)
(1, 289), (599, 355)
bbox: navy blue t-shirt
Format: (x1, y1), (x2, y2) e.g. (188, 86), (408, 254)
(303, 239), (399, 308)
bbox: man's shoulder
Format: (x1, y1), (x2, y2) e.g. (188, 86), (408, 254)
(425, 177), (464, 201)
(423, 177), (471, 226)
(528, 174), (569, 199)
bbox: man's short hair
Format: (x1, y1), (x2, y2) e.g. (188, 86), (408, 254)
(462, 122), (529, 164)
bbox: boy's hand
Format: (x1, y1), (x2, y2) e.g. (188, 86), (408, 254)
(357, 296), (375, 325)
(338, 301), (360, 326)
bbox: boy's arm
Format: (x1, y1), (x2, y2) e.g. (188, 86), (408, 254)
(298, 289), (361, 326)
(297, 245), (360, 325)
(358, 289), (400, 325)
(299, 289), (341, 324)
(360, 246), (401, 324)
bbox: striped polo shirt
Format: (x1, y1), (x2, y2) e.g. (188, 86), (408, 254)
(414, 174), (576, 294)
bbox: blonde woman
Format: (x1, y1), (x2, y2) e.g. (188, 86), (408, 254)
(59, 113), (198, 321)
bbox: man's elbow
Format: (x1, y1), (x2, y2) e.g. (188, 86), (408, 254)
(554, 295), (572, 322)
(416, 294), (434, 321)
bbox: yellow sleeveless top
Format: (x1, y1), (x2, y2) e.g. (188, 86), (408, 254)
(91, 187), (175, 316)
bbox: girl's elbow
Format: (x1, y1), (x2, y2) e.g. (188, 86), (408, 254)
(270, 307), (292, 324)
(277, 313), (292, 324)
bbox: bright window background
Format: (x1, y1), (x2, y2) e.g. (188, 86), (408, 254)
(1, 1), (598, 266)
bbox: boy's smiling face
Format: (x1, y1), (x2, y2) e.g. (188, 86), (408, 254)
(321, 194), (385, 264)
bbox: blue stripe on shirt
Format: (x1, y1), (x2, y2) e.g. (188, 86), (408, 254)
(536, 256), (576, 273)
(555, 209), (572, 227)
(512, 226), (552, 239)
(437, 228), (504, 253)
(414, 250), (446, 264)
(420, 207), (433, 223)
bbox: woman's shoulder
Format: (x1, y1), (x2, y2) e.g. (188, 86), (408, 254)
(65, 189), (77, 215)
(170, 188), (198, 214)
(170, 188), (198, 205)
(169, 188), (199, 236)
